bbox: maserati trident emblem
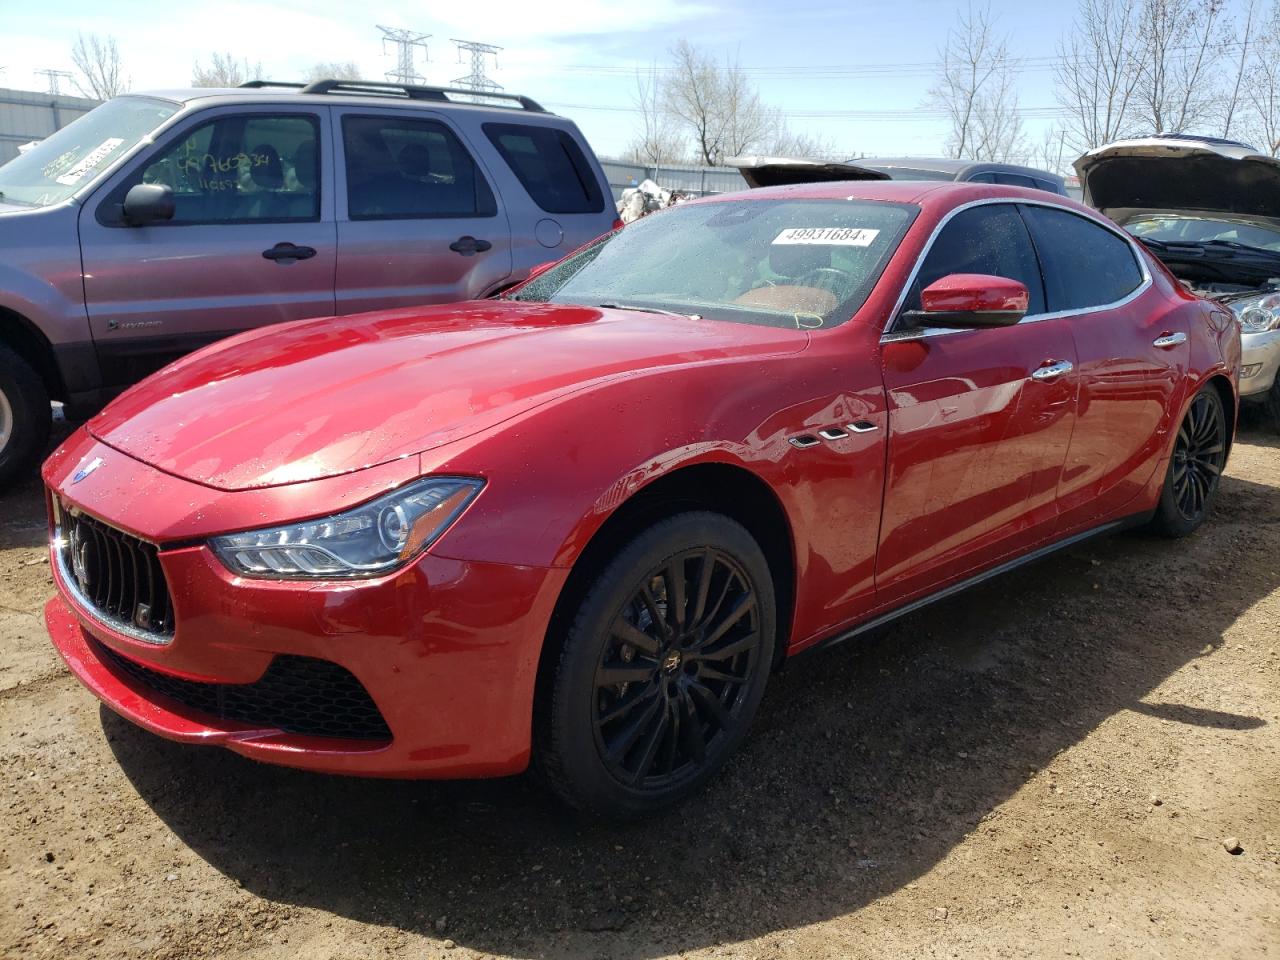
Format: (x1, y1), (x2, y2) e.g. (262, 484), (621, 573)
(71, 457), (104, 485)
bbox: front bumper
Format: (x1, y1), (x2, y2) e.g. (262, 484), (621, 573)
(42, 433), (567, 779)
(1240, 328), (1280, 398)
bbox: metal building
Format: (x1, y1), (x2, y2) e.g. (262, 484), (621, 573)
(0, 87), (100, 165)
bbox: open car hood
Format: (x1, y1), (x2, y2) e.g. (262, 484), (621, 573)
(727, 155), (891, 189)
(1075, 137), (1280, 221)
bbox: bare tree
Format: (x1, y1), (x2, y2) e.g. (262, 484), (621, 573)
(928, 3), (1026, 161)
(1132, 0), (1226, 134)
(1221, 0), (1258, 137)
(192, 53), (264, 88)
(1244, 1), (1280, 154)
(663, 41), (727, 165)
(70, 33), (127, 100)
(761, 114), (836, 159)
(305, 61), (363, 82)
(624, 63), (686, 166)
(1055, 0), (1143, 151)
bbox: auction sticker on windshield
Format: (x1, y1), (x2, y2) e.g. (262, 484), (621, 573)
(773, 227), (880, 246)
(54, 138), (125, 186)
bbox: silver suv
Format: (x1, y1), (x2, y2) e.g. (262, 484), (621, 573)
(0, 79), (616, 484)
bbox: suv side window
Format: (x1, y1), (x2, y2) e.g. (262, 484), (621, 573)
(136, 114), (319, 223)
(1019, 205), (1144, 311)
(483, 122), (604, 214)
(967, 171), (996, 183)
(902, 203), (1046, 317)
(993, 172), (1036, 188)
(342, 115), (497, 220)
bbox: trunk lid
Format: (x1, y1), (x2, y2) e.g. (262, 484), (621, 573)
(727, 155), (891, 189)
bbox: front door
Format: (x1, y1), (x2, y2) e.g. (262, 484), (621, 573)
(875, 202), (1078, 607)
(333, 110), (513, 314)
(78, 107), (337, 387)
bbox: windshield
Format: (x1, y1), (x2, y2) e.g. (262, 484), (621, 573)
(1124, 215), (1280, 253)
(0, 96), (179, 207)
(511, 198), (916, 329)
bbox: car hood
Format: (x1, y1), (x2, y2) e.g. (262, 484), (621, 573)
(88, 301), (809, 491)
(1075, 138), (1280, 220)
(727, 155), (891, 188)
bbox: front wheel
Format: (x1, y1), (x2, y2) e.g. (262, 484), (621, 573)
(537, 512), (776, 818)
(1148, 384), (1228, 538)
(1264, 375), (1280, 437)
(0, 344), (51, 489)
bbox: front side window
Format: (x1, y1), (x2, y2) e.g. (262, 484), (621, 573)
(510, 198), (916, 329)
(903, 203), (1046, 316)
(133, 113), (319, 223)
(484, 122), (604, 214)
(342, 115), (496, 220)
(1021, 205), (1144, 311)
(0, 96), (179, 208)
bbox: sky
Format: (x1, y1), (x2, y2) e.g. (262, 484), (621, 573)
(0, 0), (1252, 165)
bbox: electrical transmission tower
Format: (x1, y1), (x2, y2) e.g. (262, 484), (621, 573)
(377, 25), (430, 84)
(451, 39), (502, 92)
(37, 69), (74, 95)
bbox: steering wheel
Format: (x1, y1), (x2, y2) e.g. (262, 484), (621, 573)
(797, 266), (852, 294)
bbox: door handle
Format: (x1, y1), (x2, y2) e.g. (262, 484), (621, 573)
(1152, 331), (1187, 349)
(262, 242), (317, 262)
(449, 236), (493, 256)
(1030, 359), (1073, 382)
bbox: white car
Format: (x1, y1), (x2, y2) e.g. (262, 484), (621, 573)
(1077, 135), (1280, 432)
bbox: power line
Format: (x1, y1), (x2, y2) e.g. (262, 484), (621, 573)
(377, 25), (430, 84)
(451, 39), (502, 93)
(36, 68), (73, 96)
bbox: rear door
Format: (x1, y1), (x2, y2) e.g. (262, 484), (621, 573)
(875, 202), (1079, 606)
(334, 109), (513, 313)
(1018, 203), (1183, 528)
(79, 105), (336, 386)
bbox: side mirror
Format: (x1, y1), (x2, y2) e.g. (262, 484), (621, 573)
(902, 273), (1028, 329)
(121, 183), (175, 226)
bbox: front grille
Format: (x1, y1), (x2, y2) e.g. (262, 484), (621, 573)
(59, 505), (174, 639)
(94, 641), (393, 741)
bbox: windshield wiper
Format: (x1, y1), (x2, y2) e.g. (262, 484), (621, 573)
(597, 302), (702, 320)
(1139, 236), (1280, 262)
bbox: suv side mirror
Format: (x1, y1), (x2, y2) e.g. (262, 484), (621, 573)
(122, 183), (175, 226)
(902, 273), (1028, 329)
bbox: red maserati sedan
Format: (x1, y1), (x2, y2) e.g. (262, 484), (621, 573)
(42, 181), (1240, 817)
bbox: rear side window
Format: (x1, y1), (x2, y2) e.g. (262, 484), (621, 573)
(993, 172), (1035, 188)
(904, 203), (1046, 316)
(1020, 205), (1144, 311)
(483, 122), (604, 214)
(134, 113), (319, 224)
(342, 115), (496, 220)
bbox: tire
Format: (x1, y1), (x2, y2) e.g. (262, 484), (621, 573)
(1264, 375), (1280, 437)
(1148, 384), (1228, 538)
(536, 511), (776, 818)
(0, 344), (51, 489)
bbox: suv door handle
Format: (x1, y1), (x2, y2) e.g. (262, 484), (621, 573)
(1030, 359), (1073, 382)
(449, 236), (492, 256)
(262, 243), (317, 262)
(1153, 331), (1187, 349)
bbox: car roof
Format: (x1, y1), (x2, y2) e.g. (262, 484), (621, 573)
(860, 156), (1064, 182)
(126, 82), (560, 119)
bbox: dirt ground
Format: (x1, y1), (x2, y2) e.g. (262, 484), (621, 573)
(1, 417), (1277, 960)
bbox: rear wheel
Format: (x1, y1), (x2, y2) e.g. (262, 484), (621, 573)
(1149, 385), (1227, 538)
(537, 512), (775, 818)
(0, 344), (51, 489)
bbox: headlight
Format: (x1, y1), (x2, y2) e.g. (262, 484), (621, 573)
(1231, 292), (1280, 333)
(210, 477), (483, 579)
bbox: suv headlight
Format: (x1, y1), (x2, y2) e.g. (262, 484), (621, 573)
(1231, 292), (1280, 333)
(211, 477), (483, 579)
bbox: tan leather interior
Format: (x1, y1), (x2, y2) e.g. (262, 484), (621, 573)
(733, 285), (838, 315)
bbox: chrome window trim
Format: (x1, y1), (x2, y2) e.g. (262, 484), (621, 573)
(880, 196), (1153, 342)
(52, 531), (175, 647)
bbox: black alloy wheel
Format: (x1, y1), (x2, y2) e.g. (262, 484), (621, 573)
(1171, 390), (1227, 521)
(537, 511), (776, 817)
(592, 547), (762, 789)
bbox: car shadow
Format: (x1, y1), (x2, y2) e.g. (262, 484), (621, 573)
(0, 411), (74, 551)
(102, 468), (1279, 958)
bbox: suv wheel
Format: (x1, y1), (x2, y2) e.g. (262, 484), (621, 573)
(0, 344), (51, 488)
(537, 512), (776, 818)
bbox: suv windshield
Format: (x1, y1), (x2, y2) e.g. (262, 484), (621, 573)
(1125, 215), (1280, 252)
(0, 96), (179, 208)
(511, 198), (915, 329)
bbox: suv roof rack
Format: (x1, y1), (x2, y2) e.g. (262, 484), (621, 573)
(238, 79), (546, 112)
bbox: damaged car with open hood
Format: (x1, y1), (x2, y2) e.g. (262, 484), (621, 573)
(1077, 135), (1280, 431)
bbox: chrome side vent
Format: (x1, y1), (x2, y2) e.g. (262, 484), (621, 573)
(788, 435), (822, 448)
